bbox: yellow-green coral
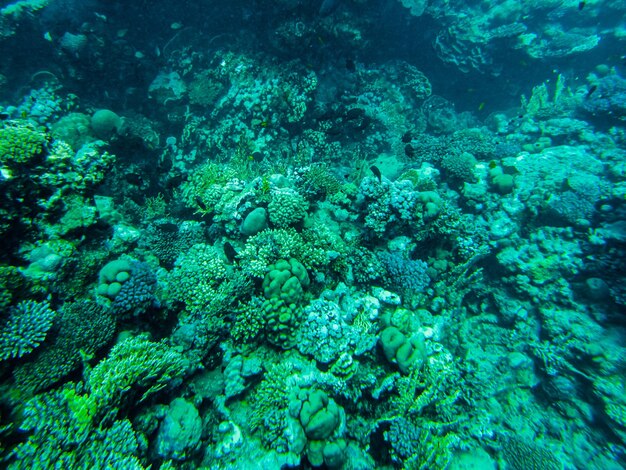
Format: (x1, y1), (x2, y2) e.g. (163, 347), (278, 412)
(12, 383), (144, 469)
(0, 122), (47, 167)
(231, 296), (265, 345)
(87, 335), (189, 414)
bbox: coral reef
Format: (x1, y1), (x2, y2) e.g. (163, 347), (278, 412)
(0, 2), (625, 469)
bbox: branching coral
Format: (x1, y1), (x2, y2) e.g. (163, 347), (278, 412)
(14, 300), (115, 393)
(87, 335), (190, 415)
(0, 299), (55, 361)
(11, 384), (144, 469)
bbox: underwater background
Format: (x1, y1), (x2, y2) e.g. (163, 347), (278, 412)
(0, 0), (625, 468)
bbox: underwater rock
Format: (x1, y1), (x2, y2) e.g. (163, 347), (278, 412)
(585, 277), (610, 301)
(241, 207), (268, 236)
(90, 109), (122, 140)
(155, 398), (202, 460)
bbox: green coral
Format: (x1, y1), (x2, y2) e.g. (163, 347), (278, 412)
(262, 258), (310, 304)
(380, 326), (426, 375)
(0, 121), (47, 167)
(0, 300), (55, 361)
(96, 259), (132, 299)
(87, 335), (189, 416)
(14, 300), (115, 393)
(167, 243), (228, 313)
(268, 188), (308, 228)
(10, 384), (144, 469)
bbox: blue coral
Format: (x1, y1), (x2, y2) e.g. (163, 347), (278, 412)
(379, 252), (430, 293)
(358, 177), (420, 236)
(112, 262), (157, 317)
(581, 74), (626, 123)
(0, 300), (56, 361)
(296, 299), (367, 364)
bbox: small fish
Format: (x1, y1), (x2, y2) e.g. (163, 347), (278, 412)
(345, 108), (365, 121)
(125, 173), (142, 185)
(478, 102), (486, 111)
(370, 165), (382, 182)
(326, 125), (342, 136)
(578, 1), (585, 11)
(157, 222), (179, 233)
(223, 241), (237, 263)
(195, 196), (207, 211)
(585, 85), (598, 98)
(405, 144), (416, 158)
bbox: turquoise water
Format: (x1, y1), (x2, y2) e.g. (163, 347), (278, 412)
(0, 0), (625, 468)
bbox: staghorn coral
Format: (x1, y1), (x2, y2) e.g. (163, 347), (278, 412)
(297, 163), (342, 200)
(248, 362), (295, 449)
(87, 335), (190, 415)
(167, 243), (228, 313)
(140, 220), (204, 268)
(239, 228), (306, 278)
(231, 296), (266, 345)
